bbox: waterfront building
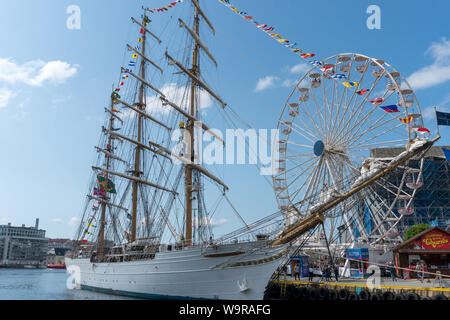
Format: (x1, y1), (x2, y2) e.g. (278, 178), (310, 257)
(46, 239), (72, 266)
(368, 146), (450, 236)
(0, 219), (47, 268)
(392, 226), (450, 277)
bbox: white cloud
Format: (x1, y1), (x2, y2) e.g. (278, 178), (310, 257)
(68, 217), (80, 226)
(145, 82), (213, 115)
(407, 38), (450, 90)
(290, 63), (309, 74)
(0, 88), (14, 108)
(255, 76), (279, 92)
(0, 58), (78, 87)
(52, 218), (64, 224)
(197, 217), (229, 228)
(282, 79), (296, 87)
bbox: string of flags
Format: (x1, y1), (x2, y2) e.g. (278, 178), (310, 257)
(112, 17), (151, 98)
(145, 0), (185, 14)
(217, 0), (317, 64)
(215, 0), (434, 133)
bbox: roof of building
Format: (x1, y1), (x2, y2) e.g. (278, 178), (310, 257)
(371, 145), (450, 159)
(48, 238), (71, 243)
(392, 226), (450, 251)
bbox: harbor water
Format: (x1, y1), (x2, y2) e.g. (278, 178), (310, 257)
(0, 268), (135, 300)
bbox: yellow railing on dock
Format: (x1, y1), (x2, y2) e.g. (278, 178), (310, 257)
(271, 280), (450, 292)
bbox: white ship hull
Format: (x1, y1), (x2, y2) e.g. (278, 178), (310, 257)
(66, 242), (286, 300)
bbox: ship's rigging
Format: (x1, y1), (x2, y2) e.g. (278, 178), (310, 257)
(75, 2), (241, 255)
(73, 1), (438, 261)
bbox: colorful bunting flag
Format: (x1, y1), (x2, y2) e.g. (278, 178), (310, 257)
(300, 53), (315, 59)
(320, 66), (333, 73)
(342, 82), (358, 88)
(94, 187), (106, 198)
(369, 98), (384, 105)
(379, 105), (400, 113)
(416, 127), (430, 133)
(397, 116), (413, 124)
(356, 89), (369, 95)
(309, 60), (323, 67)
(330, 74), (347, 80)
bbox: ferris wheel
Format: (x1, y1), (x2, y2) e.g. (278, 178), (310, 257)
(272, 53), (428, 245)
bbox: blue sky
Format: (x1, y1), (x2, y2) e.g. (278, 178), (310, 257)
(0, 0), (449, 238)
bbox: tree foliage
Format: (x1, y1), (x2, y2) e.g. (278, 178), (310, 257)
(403, 223), (431, 241)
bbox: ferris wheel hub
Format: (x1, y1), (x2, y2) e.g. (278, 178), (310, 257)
(313, 140), (325, 156)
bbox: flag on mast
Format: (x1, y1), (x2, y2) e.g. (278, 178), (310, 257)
(436, 110), (450, 126)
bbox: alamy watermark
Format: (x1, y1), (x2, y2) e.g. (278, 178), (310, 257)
(66, 264), (81, 289)
(366, 5), (381, 30)
(67, 5), (81, 30)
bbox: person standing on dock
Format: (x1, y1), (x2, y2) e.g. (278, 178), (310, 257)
(389, 262), (397, 282)
(294, 264), (300, 280)
(334, 265), (339, 282)
(416, 261), (423, 282)
(309, 265), (314, 282)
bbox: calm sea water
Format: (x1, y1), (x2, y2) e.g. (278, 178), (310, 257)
(0, 268), (135, 300)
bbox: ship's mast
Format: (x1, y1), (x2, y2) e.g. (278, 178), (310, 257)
(185, 2), (200, 247)
(97, 93), (115, 258)
(130, 16), (147, 243)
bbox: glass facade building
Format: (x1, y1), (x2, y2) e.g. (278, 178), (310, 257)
(370, 146), (450, 236)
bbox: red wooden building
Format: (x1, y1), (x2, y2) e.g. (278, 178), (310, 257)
(392, 227), (450, 277)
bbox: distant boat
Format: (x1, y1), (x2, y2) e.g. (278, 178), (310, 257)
(47, 263), (66, 270)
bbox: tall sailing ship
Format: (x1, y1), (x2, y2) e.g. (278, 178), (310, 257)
(66, 1), (289, 300)
(66, 1), (437, 300)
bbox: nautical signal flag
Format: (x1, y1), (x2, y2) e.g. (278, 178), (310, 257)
(94, 187), (106, 198)
(397, 116), (413, 124)
(300, 53), (315, 59)
(112, 107), (121, 113)
(309, 60), (323, 67)
(291, 49), (302, 53)
(416, 127), (430, 133)
(357, 89), (369, 95)
(331, 74), (347, 80)
(370, 98), (384, 105)
(132, 53), (138, 58)
(138, 37), (143, 43)
(379, 105), (400, 113)
(436, 110), (450, 126)
(342, 81), (358, 88)
(320, 66), (333, 73)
